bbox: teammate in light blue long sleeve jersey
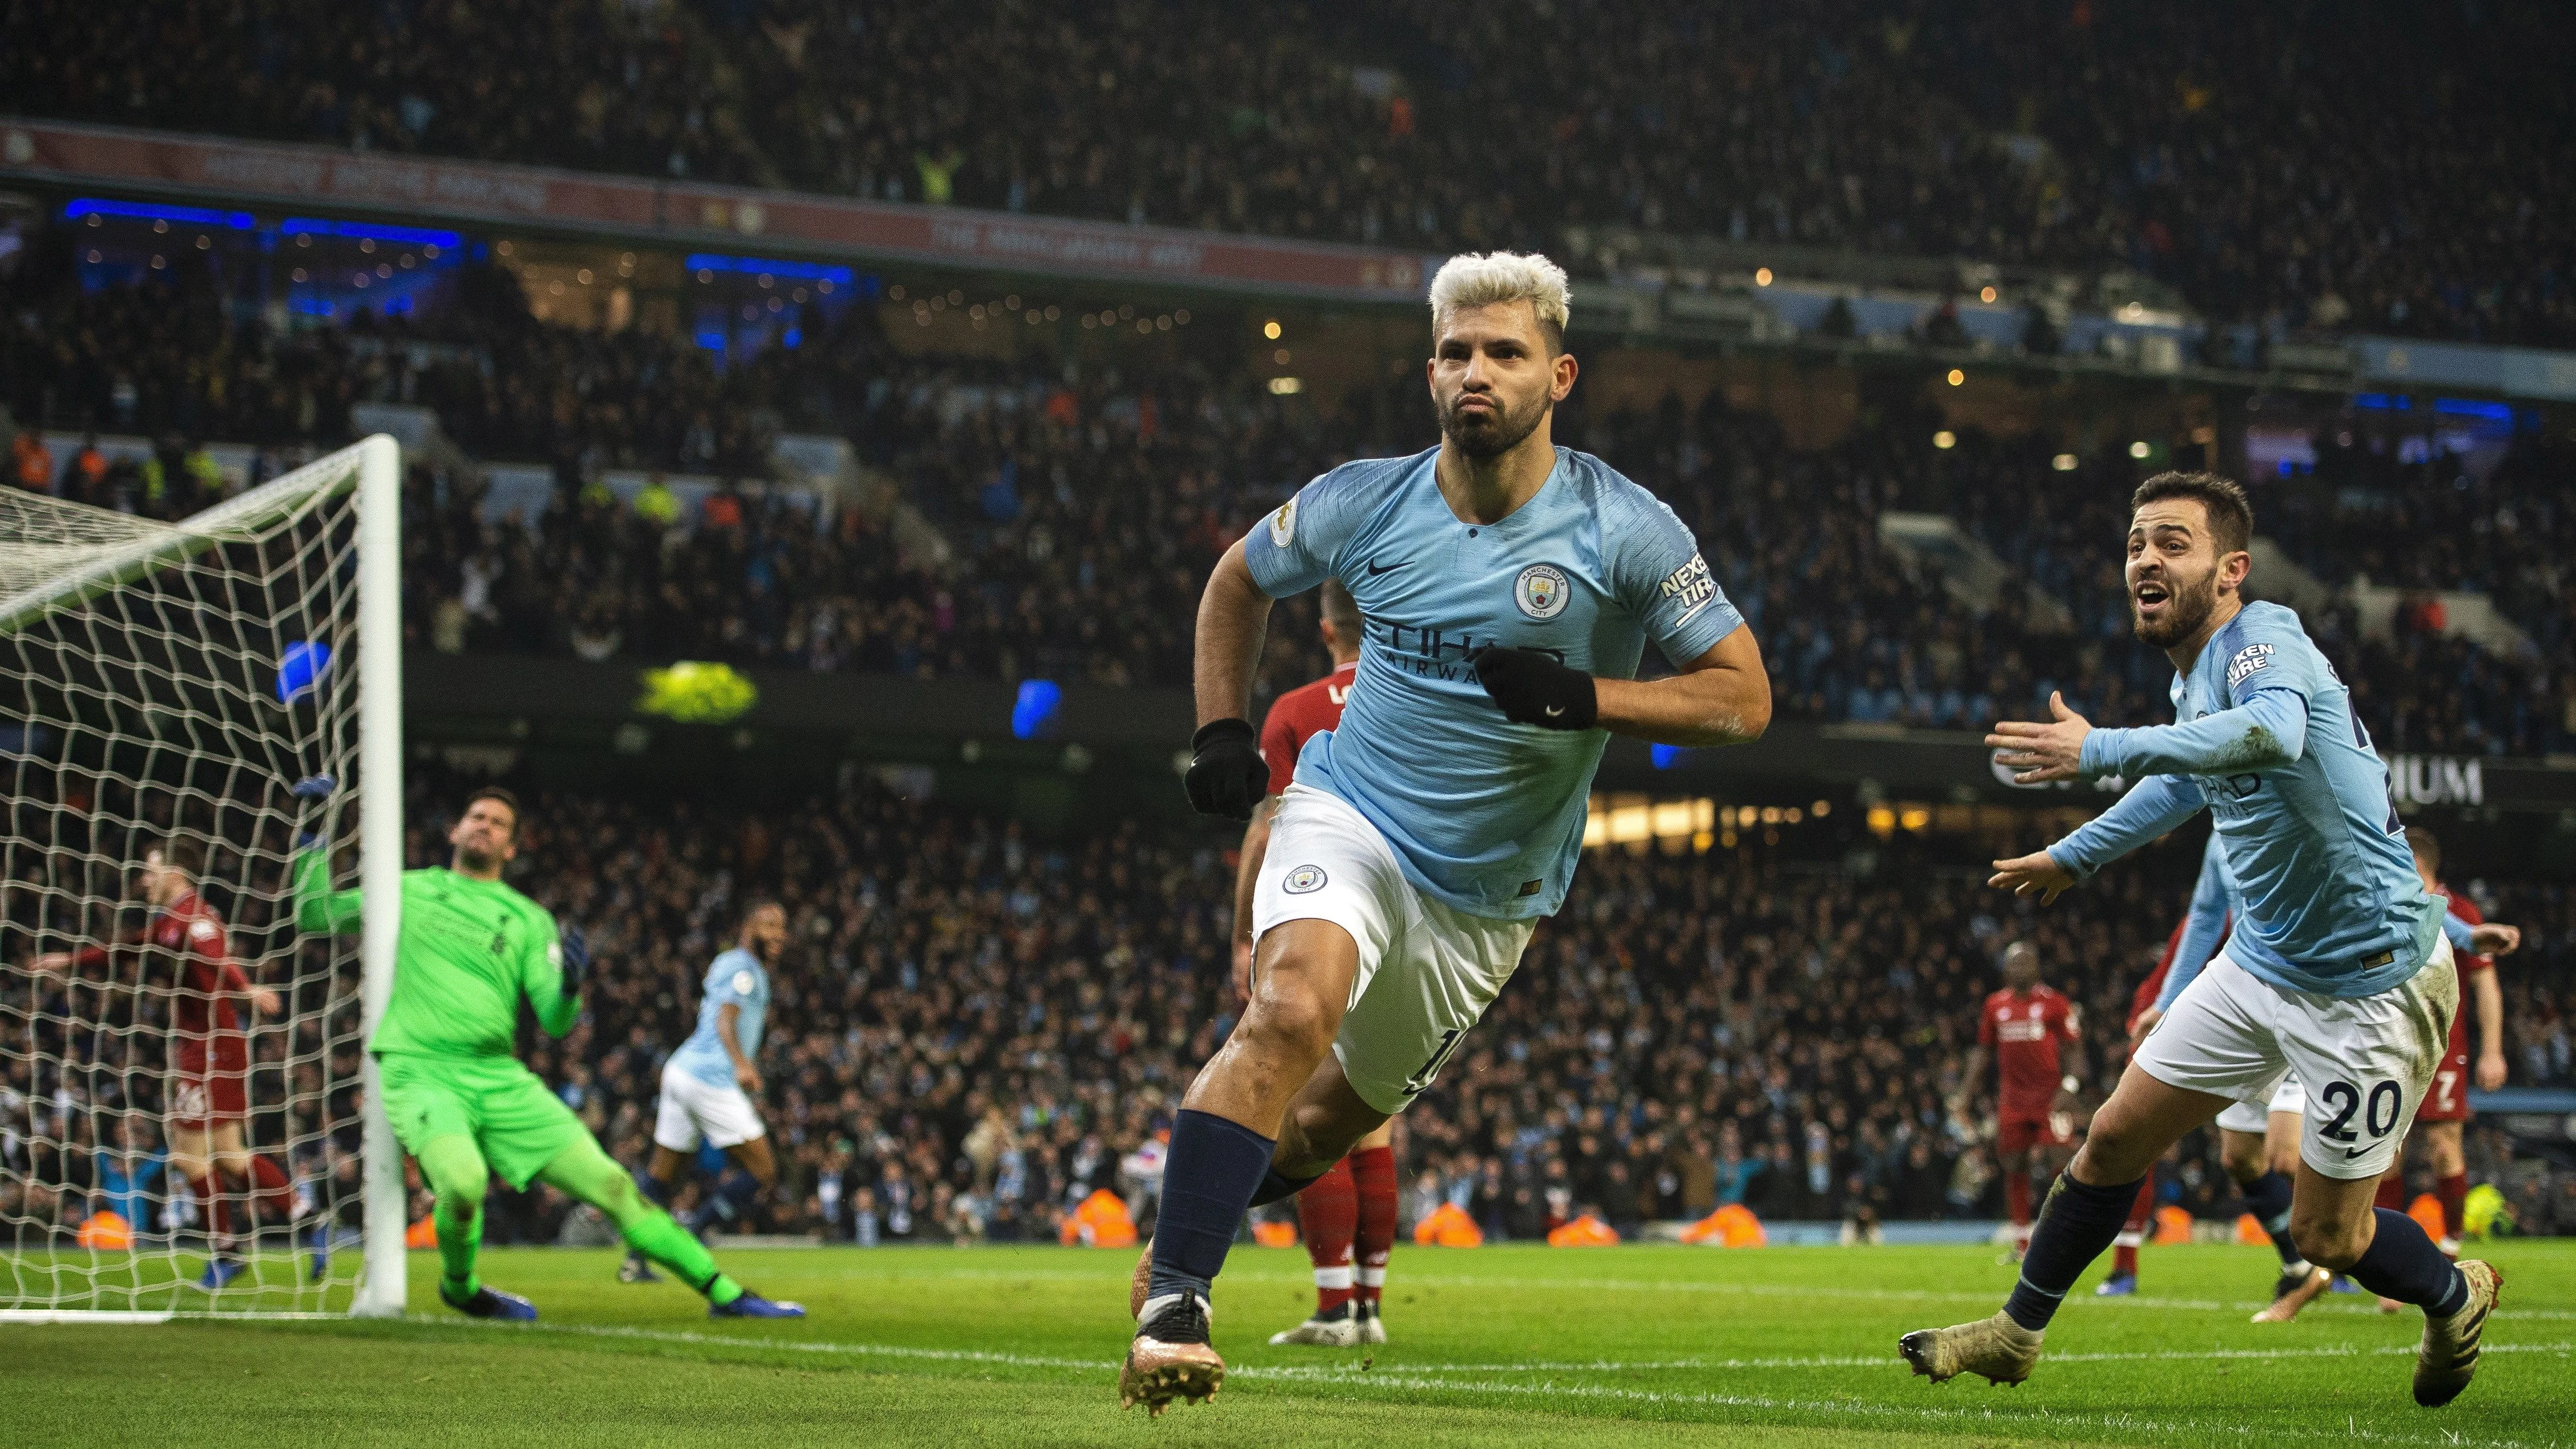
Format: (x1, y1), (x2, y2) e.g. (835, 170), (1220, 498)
(1903, 470), (2515, 1410)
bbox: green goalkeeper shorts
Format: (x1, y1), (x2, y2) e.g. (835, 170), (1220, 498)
(376, 1050), (591, 1191)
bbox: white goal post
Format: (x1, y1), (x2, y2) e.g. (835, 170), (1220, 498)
(0, 435), (404, 1319)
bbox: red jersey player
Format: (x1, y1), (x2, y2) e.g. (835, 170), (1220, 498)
(1953, 940), (2085, 1257)
(2376, 827), (2519, 1303)
(32, 837), (297, 1288)
(1225, 578), (1395, 1349)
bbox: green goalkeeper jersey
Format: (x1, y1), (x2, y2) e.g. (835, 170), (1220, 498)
(293, 852), (578, 1057)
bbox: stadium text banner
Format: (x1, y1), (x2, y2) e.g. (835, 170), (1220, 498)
(0, 119), (1434, 303)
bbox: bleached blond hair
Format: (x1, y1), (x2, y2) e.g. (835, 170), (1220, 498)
(1428, 251), (1571, 352)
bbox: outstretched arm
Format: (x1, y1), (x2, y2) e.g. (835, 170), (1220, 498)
(292, 849), (365, 936)
(1991, 773), (2207, 904)
(1987, 688), (2308, 785)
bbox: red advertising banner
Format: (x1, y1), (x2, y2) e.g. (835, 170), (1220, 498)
(0, 118), (1432, 302)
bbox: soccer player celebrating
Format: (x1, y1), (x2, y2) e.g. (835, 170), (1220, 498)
(621, 900), (785, 1284)
(30, 839), (298, 1289)
(1904, 472), (2519, 1408)
(1950, 941), (2083, 1263)
(1228, 579), (1399, 1349)
(292, 786), (801, 1320)
(1127, 252), (1771, 1414)
(2371, 826), (2517, 1309)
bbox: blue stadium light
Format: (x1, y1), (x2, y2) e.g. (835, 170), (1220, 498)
(1011, 679), (1064, 740)
(781, 328), (803, 349)
(279, 217), (463, 248)
(277, 640), (333, 703)
(65, 198), (254, 229)
(2351, 393), (2395, 410)
(1650, 743), (1685, 769)
(2433, 398), (2513, 421)
(694, 330), (727, 351)
(684, 252), (855, 285)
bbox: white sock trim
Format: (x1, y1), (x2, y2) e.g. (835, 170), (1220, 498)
(1313, 1265), (1354, 1290)
(2111, 1231), (2144, 1249)
(1356, 1266), (1386, 1288)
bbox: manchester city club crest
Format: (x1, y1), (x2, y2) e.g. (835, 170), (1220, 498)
(1515, 563), (1571, 620)
(1283, 864), (1327, 894)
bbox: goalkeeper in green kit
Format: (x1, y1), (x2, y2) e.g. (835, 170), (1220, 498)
(292, 783), (803, 1321)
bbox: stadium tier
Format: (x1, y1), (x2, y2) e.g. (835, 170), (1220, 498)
(4, 1), (2572, 345)
(5, 247), (2572, 752)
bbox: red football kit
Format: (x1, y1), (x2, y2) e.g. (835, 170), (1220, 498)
(1981, 985), (2081, 1154)
(1258, 661), (1356, 797)
(78, 891), (252, 1127)
(2418, 884), (2494, 1124)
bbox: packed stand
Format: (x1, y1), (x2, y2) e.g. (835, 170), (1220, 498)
(9, 1), (2574, 344)
(7, 250), (2571, 747)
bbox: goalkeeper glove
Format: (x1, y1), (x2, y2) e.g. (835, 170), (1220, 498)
(290, 774), (337, 849)
(1183, 718), (1269, 821)
(1471, 646), (1598, 730)
(556, 925), (591, 996)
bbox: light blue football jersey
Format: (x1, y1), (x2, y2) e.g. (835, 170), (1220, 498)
(668, 947), (770, 1087)
(1242, 445), (1745, 919)
(2052, 601), (2439, 999)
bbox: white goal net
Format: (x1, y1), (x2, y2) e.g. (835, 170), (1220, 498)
(1, 436), (403, 1319)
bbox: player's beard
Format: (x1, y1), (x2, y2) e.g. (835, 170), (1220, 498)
(1439, 386), (1551, 460)
(453, 842), (501, 875)
(2132, 566), (2219, 647)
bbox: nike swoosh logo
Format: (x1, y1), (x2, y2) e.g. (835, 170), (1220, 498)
(1364, 559), (1408, 577)
(2343, 1147), (2371, 1159)
(1543, 705), (1564, 718)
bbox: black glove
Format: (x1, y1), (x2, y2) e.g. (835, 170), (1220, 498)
(1471, 646), (1598, 730)
(556, 924), (591, 996)
(1184, 718), (1270, 820)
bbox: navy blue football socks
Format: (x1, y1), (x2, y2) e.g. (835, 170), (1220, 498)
(2240, 1170), (2304, 1267)
(2005, 1171), (2149, 1331)
(1145, 1109), (1277, 1304)
(2347, 1207), (2470, 1316)
(1249, 1165), (1324, 1208)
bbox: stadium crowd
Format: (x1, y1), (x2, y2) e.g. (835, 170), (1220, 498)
(7, 0), (2572, 344)
(7, 776), (2574, 1252)
(8, 252), (2572, 752)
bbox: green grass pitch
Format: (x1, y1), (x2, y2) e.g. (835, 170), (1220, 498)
(10, 1239), (2573, 1447)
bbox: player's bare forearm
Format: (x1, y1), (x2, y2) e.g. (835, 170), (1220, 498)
(1592, 625), (1770, 747)
(1194, 541), (1275, 725)
(2473, 967), (2503, 1063)
(719, 1002), (762, 1092)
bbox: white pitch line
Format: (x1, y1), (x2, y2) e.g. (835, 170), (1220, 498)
(1385, 1271), (2576, 1321)
(431, 1323), (2568, 1449)
(437, 1319), (2575, 1378)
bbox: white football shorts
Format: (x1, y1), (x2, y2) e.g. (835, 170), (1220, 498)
(1251, 784), (1535, 1115)
(2135, 939), (2456, 1179)
(653, 1061), (768, 1152)
(2213, 1074), (2307, 1136)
